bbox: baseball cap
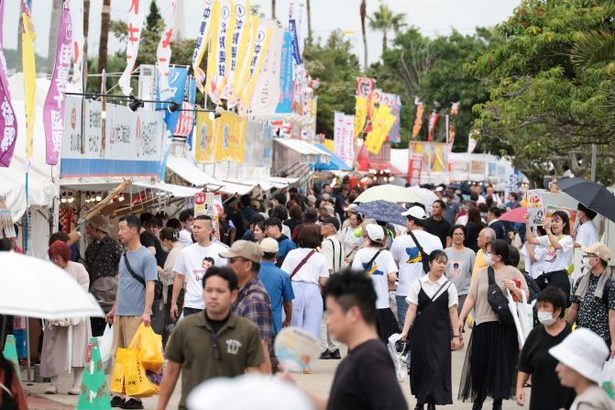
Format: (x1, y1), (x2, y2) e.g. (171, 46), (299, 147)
(549, 328), (608, 384)
(581, 242), (611, 262)
(220, 240), (263, 263)
(401, 205), (427, 220)
(321, 216), (340, 231)
(88, 214), (110, 234)
(260, 237), (279, 254)
(365, 223), (384, 241)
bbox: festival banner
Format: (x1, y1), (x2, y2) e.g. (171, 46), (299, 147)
(468, 129), (478, 153)
(240, 20), (273, 114)
(43, 2), (72, 166)
(155, 0), (177, 102)
(192, 0), (218, 92)
(354, 97), (367, 137)
(205, 0), (234, 104)
(334, 112), (355, 168)
(243, 119), (263, 167)
(288, 0), (302, 64)
(407, 154), (423, 186)
(276, 31), (294, 114)
(185, 77), (197, 148)
(60, 97), (165, 178)
(69, 0), (84, 90)
(214, 111), (245, 163)
(372, 90), (401, 143)
(427, 110), (439, 142)
(354, 77), (375, 137)
(249, 26), (283, 115)
(0, 0), (17, 167)
(156, 65), (188, 136)
(409, 141), (451, 173)
(364, 105), (396, 155)
(222, 0), (250, 101)
(21, 0), (36, 160)
(118, 0), (146, 95)
(411, 99), (424, 139)
(448, 101), (459, 146)
(194, 111), (216, 163)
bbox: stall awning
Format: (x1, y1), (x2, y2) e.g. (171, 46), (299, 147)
(368, 160), (404, 176)
(217, 181), (256, 196)
(274, 138), (331, 157)
(132, 181), (203, 198)
(313, 143), (352, 171)
(166, 157), (223, 187)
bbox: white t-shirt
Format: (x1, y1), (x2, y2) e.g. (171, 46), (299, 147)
(281, 248), (329, 284)
(406, 274), (458, 309)
(321, 235), (345, 273)
(537, 234), (574, 273)
(178, 229), (193, 247)
(390, 230), (443, 296)
(521, 243), (547, 279)
(340, 226), (363, 257)
(576, 221), (598, 248)
(173, 241), (228, 309)
(351, 247), (398, 309)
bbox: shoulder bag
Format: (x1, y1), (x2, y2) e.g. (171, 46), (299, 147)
(487, 266), (515, 327)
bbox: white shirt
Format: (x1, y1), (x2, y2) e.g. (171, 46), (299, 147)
(281, 248), (329, 284)
(521, 243), (548, 279)
(173, 241), (228, 309)
(340, 226), (363, 257)
(352, 247), (398, 309)
(406, 274), (458, 309)
(576, 221), (598, 248)
(390, 230), (443, 296)
(537, 234), (574, 273)
(178, 229), (193, 247)
(321, 234), (345, 273)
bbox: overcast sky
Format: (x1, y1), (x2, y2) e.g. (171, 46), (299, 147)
(2, 0), (521, 67)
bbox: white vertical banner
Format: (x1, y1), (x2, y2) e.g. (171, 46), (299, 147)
(192, 0), (217, 92)
(334, 113), (355, 168)
(222, 0), (249, 100)
(118, 0), (147, 95)
(156, 0), (177, 101)
(69, 0), (84, 90)
(248, 25), (283, 115)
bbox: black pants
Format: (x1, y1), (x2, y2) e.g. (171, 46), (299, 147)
(183, 307), (203, 317)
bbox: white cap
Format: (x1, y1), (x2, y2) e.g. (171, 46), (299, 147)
(549, 328), (608, 384)
(401, 205), (427, 220)
(260, 237), (279, 254)
(187, 374), (314, 410)
(365, 223), (384, 241)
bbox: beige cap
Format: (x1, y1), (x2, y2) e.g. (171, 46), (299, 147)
(260, 237), (279, 254)
(88, 214), (110, 234)
(220, 240), (263, 263)
(581, 242), (611, 262)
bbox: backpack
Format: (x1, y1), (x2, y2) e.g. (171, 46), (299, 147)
(90, 276), (118, 313)
(487, 267), (515, 327)
(0, 363), (17, 410)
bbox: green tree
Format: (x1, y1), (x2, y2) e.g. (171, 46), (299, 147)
(303, 31), (361, 137)
(368, 2), (406, 57)
(470, 0), (615, 185)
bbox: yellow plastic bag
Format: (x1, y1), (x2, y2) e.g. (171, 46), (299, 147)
(110, 348), (130, 395)
(129, 323), (164, 373)
(123, 348), (159, 398)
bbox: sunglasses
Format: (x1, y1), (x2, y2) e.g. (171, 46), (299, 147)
(210, 335), (221, 361)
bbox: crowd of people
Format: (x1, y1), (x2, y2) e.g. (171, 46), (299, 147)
(1, 179), (614, 410)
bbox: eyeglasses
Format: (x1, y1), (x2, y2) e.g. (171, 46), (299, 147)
(210, 335), (221, 361)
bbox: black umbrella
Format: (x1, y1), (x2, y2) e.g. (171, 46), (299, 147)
(355, 200), (407, 226)
(556, 177), (615, 223)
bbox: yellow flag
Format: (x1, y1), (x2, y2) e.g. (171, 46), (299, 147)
(204, 1), (222, 100)
(231, 115), (246, 163)
(232, 13), (258, 104)
(22, 8), (37, 160)
(194, 111), (216, 163)
(364, 106), (396, 155)
(241, 21), (272, 112)
(227, 2), (252, 105)
(214, 111), (234, 161)
(323, 138), (335, 153)
(431, 143), (445, 172)
(354, 96), (367, 137)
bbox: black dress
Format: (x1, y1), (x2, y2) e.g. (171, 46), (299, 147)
(409, 283), (453, 405)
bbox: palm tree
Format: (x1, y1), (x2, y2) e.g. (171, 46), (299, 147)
(271, 0), (276, 19)
(306, 0), (313, 44)
(98, 0), (112, 73)
(47, 0), (63, 73)
(360, 0), (367, 69)
(368, 2), (406, 58)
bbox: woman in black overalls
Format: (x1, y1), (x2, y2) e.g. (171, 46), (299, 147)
(401, 250), (462, 410)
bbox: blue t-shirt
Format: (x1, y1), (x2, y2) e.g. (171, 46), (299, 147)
(258, 261), (295, 334)
(117, 246), (158, 316)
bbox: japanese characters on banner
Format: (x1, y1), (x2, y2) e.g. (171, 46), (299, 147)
(205, 0), (234, 104)
(194, 111), (216, 163)
(118, 0), (146, 95)
(60, 97), (165, 178)
(363, 105), (396, 155)
(156, 66), (188, 136)
(0, 0), (17, 167)
(214, 111), (245, 163)
(69, 0), (84, 90)
(334, 112), (355, 168)
(222, 0), (250, 102)
(354, 77), (375, 137)
(21, 0), (36, 160)
(192, 0), (219, 92)
(240, 20), (272, 113)
(412, 98), (424, 139)
(407, 154), (423, 186)
(43, 1), (72, 166)
(155, 0), (177, 101)
(288, 0), (302, 64)
(276, 31), (294, 114)
(372, 90), (401, 143)
(526, 189), (545, 227)
(248, 25), (283, 115)
(195, 192), (223, 239)
(427, 110), (439, 142)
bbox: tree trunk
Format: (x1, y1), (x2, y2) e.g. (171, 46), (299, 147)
(306, 0), (312, 45)
(382, 30), (387, 56)
(47, 0), (63, 73)
(97, 0), (111, 73)
(271, 0), (276, 19)
(360, 0), (368, 70)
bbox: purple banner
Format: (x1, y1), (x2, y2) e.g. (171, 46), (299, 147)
(0, 0), (17, 167)
(43, 2), (72, 165)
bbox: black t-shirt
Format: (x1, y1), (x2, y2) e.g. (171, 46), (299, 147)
(207, 312), (230, 335)
(327, 339), (407, 410)
(424, 217), (451, 248)
(140, 231), (167, 268)
(518, 324), (576, 410)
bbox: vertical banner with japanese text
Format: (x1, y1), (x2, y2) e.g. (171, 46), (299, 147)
(156, 66), (188, 136)
(0, 0), (17, 167)
(364, 105), (395, 155)
(118, 0), (146, 95)
(21, 0), (36, 160)
(43, 2), (72, 165)
(354, 77), (375, 137)
(192, 0), (218, 92)
(222, 0), (250, 101)
(288, 0), (302, 64)
(69, 0), (84, 90)
(194, 111), (216, 163)
(155, 0), (177, 101)
(334, 112), (355, 168)
(276, 31), (293, 114)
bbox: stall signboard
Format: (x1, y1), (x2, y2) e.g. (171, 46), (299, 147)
(60, 96), (165, 179)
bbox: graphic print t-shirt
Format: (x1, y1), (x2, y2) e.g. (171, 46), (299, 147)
(173, 242), (228, 309)
(390, 231), (443, 296)
(352, 248), (398, 309)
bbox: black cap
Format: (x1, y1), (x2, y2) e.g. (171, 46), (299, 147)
(321, 216), (340, 231)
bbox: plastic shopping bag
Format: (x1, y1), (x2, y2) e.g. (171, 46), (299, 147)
(110, 348), (130, 395)
(387, 333), (407, 383)
(602, 358), (615, 400)
(98, 325), (113, 373)
(517, 291), (536, 344)
(129, 323), (164, 373)
(123, 348), (159, 398)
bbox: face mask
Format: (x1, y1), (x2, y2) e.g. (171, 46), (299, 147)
(484, 252), (495, 266)
(537, 310), (556, 326)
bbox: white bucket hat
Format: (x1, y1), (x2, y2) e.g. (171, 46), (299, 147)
(549, 328), (608, 384)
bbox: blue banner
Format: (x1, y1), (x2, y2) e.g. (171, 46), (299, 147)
(289, 19), (302, 65)
(156, 65), (188, 136)
(276, 32), (294, 114)
(186, 77), (197, 149)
